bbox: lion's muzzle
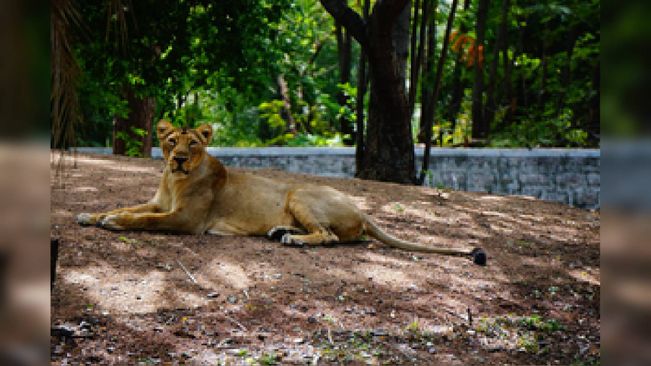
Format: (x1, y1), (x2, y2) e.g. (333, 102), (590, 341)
(171, 156), (189, 174)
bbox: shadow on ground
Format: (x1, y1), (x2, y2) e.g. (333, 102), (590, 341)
(51, 153), (600, 365)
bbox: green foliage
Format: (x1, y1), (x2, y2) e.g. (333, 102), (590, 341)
(258, 352), (280, 365)
(336, 82), (357, 124)
(72, 0), (598, 149)
(519, 314), (563, 333)
(490, 108), (588, 147)
(475, 314), (564, 355)
(235, 349), (249, 357)
(405, 320), (421, 334)
(259, 100), (287, 131)
(115, 127), (147, 157)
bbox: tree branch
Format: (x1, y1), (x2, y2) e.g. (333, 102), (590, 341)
(374, 0), (411, 25)
(319, 0), (367, 46)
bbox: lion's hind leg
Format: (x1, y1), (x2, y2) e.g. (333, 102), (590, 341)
(267, 226), (306, 241)
(280, 230), (338, 247)
(280, 199), (339, 247)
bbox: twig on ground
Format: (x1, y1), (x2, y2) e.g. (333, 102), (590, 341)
(176, 260), (198, 285)
(327, 327), (334, 344)
(225, 315), (248, 332)
(215, 338), (232, 349)
(467, 307), (473, 327)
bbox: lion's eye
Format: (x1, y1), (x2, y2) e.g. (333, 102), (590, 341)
(189, 140), (198, 146)
(168, 138), (176, 146)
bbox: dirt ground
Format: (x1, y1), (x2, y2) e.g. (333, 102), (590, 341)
(50, 153), (600, 365)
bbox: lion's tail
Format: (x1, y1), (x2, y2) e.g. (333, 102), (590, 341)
(364, 216), (487, 265)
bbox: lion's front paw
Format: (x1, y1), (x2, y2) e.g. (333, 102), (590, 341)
(281, 233), (305, 247)
(98, 214), (125, 231)
(76, 213), (96, 226)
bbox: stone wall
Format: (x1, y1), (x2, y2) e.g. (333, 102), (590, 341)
(416, 149), (600, 209)
(77, 147), (600, 209)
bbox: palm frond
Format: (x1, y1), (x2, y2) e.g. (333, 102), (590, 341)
(51, 0), (83, 152)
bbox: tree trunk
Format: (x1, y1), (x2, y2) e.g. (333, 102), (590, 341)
(412, 0), (430, 136)
(336, 23), (354, 143)
(276, 74), (297, 133)
(471, 0), (489, 140)
(417, 0), (437, 144)
(113, 88), (155, 157)
(420, 0), (458, 183)
(355, 0), (370, 176)
(408, 0), (421, 114)
(320, 0), (414, 183)
(358, 4), (415, 183)
(485, 0), (509, 128)
(446, 0), (472, 131)
(501, 2), (514, 127)
(393, 1), (411, 85)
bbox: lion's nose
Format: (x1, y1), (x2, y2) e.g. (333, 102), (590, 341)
(173, 156), (188, 165)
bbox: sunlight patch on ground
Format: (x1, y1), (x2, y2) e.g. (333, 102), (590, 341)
(519, 256), (562, 270)
(478, 195), (508, 202)
(72, 186), (98, 193)
(173, 289), (210, 308)
(568, 268), (600, 286)
(485, 222), (516, 236)
(357, 263), (422, 288)
(517, 213), (548, 223)
(200, 259), (252, 290)
(380, 202), (437, 221)
(414, 234), (461, 247)
(63, 264), (166, 314)
(361, 252), (412, 267)
(348, 195), (369, 210)
(75, 156), (159, 173)
(108, 240), (134, 254)
(52, 208), (71, 217)
(479, 210), (512, 219)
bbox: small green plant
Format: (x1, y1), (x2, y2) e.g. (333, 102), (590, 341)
(258, 352), (279, 365)
(322, 314), (337, 324)
(405, 320), (421, 334)
(235, 349), (249, 357)
(118, 236), (137, 244)
(519, 314), (563, 332)
(516, 333), (539, 353)
(336, 82), (357, 125)
(115, 126), (147, 157)
(392, 203), (405, 213)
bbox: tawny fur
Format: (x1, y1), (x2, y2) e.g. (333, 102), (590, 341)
(77, 120), (478, 259)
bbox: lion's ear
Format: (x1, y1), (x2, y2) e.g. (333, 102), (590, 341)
(195, 124), (213, 145)
(156, 119), (175, 141)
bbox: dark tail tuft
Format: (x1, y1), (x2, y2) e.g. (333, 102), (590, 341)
(471, 247), (487, 266)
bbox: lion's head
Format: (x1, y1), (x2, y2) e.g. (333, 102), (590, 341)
(156, 119), (213, 176)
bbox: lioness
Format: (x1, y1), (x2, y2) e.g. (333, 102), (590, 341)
(77, 120), (486, 265)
